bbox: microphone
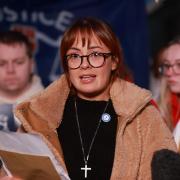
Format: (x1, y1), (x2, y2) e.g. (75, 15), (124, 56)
(151, 149), (180, 180)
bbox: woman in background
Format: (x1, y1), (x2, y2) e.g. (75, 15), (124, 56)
(154, 37), (180, 151)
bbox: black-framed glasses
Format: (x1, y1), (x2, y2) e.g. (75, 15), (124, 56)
(159, 61), (180, 75)
(65, 52), (112, 69)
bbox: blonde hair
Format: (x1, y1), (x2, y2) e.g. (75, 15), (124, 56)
(156, 36), (180, 130)
(158, 78), (173, 130)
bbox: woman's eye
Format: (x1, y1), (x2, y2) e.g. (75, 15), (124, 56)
(71, 55), (80, 60)
(67, 54), (80, 60)
(163, 64), (171, 68)
(92, 52), (102, 57)
(72, 54), (79, 57)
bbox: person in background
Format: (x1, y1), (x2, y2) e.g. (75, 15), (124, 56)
(0, 31), (44, 132)
(14, 17), (177, 179)
(151, 37), (180, 151)
(150, 47), (166, 101)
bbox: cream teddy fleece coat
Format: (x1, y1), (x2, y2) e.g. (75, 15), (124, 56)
(15, 74), (177, 180)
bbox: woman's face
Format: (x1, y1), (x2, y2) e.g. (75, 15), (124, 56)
(161, 44), (180, 94)
(66, 33), (117, 101)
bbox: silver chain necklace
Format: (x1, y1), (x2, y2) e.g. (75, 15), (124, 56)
(74, 98), (109, 178)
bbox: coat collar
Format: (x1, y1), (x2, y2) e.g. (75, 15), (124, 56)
(110, 78), (152, 119)
(25, 74), (70, 129)
(20, 74), (152, 128)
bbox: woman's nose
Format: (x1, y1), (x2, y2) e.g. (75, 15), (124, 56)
(80, 57), (90, 69)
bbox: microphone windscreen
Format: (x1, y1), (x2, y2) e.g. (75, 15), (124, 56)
(151, 149), (180, 180)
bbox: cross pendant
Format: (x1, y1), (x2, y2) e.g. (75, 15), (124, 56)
(81, 163), (91, 178)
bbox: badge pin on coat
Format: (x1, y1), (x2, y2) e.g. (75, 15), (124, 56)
(101, 113), (111, 122)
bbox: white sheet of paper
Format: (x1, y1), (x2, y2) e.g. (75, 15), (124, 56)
(0, 131), (70, 180)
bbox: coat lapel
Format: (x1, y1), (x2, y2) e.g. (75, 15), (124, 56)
(29, 74), (70, 129)
(110, 79), (152, 179)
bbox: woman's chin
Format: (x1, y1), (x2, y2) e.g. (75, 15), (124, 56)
(77, 90), (109, 101)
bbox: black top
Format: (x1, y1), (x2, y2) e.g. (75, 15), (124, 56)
(57, 95), (117, 180)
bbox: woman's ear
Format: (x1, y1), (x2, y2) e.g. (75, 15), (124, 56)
(111, 57), (118, 71)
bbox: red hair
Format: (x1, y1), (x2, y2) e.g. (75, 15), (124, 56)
(60, 17), (131, 83)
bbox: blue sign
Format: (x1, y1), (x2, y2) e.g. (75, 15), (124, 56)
(0, 0), (149, 88)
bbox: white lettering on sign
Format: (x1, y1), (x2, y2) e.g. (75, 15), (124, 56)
(0, 6), (74, 31)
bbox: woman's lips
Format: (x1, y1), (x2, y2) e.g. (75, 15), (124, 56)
(80, 74), (96, 83)
(168, 79), (177, 85)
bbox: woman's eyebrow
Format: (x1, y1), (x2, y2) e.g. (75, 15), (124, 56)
(88, 46), (102, 50)
(68, 47), (81, 51)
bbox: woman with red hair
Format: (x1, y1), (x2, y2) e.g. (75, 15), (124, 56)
(14, 17), (176, 179)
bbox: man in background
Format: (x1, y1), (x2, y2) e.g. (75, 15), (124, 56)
(0, 31), (44, 131)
